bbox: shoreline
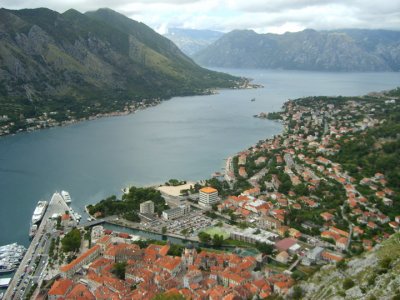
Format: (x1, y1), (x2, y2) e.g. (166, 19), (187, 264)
(0, 80), (260, 139)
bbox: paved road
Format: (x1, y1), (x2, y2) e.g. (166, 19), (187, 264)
(5, 192), (72, 300)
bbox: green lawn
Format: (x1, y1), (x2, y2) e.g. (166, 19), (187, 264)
(201, 226), (230, 239)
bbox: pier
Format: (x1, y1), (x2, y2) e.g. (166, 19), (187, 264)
(4, 192), (73, 300)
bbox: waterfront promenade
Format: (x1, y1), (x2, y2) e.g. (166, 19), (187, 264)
(4, 192), (71, 300)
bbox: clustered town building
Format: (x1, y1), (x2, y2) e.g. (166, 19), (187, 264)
(43, 95), (398, 299)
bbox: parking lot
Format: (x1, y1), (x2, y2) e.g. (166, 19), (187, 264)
(143, 211), (216, 237)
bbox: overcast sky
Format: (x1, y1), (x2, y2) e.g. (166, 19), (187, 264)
(2, 0), (400, 34)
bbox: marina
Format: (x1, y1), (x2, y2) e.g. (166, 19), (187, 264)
(4, 191), (76, 300)
(0, 243), (26, 274)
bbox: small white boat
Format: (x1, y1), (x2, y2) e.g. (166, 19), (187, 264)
(61, 190), (72, 204)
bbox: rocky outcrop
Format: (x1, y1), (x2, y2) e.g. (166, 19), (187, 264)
(295, 233), (400, 299)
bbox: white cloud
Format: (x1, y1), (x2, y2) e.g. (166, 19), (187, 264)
(1, 0), (400, 33)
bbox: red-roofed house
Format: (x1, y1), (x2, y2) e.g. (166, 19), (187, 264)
(321, 251), (343, 263)
(320, 212), (334, 222)
(336, 237), (348, 251)
(275, 238), (297, 252)
(48, 278), (73, 300)
(65, 283), (95, 300)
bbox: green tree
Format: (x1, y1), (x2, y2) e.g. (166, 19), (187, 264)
(112, 261), (127, 280)
(198, 232), (211, 244)
(181, 228), (189, 237)
(255, 242), (273, 255)
(212, 234), (224, 247)
(292, 286), (303, 299)
(343, 278), (355, 290)
(61, 228), (81, 252)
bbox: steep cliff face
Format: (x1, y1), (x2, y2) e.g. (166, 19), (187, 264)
(0, 8), (238, 119)
(194, 29), (400, 71)
(296, 233), (400, 299)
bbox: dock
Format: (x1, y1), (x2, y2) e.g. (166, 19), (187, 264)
(4, 192), (74, 300)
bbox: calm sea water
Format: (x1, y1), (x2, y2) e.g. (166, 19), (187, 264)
(0, 69), (399, 246)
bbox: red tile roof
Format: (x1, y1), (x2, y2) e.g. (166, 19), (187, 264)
(60, 245), (100, 273)
(200, 187), (218, 194)
(66, 283), (95, 300)
(48, 278), (73, 296)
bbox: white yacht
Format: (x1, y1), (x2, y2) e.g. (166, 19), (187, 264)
(61, 190), (72, 204)
(31, 201), (48, 224)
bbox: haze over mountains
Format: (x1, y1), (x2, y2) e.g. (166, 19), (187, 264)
(164, 28), (223, 56)
(0, 8), (238, 120)
(193, 29), (400, 71)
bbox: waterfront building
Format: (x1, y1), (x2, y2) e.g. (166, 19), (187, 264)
(162, 204), (190, 220)
(140, 200), (155, 214)
(199, 187), (219, 207)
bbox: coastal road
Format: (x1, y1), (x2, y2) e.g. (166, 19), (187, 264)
(5, 192), (71, 300)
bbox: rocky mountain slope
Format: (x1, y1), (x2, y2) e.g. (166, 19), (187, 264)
(0, 8), (239, 123)
(296, 232), (400, 299)
(164, 28), (223, 56)
(194, 29), (400, 71)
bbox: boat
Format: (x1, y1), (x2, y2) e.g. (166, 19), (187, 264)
(61, 190), (72, 204)
(0, 243), (26, 274)
(31, 200), (48, 224)
(0, 278), (11, 288)
(69, 208), (81, 222)
(29, 224), (38, 238)
(251, 98), (256, 102)
(0, 263), (15, 274)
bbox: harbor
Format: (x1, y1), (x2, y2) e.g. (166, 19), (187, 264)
(4, 192), (77, 300)
(0, 243), (26, 274)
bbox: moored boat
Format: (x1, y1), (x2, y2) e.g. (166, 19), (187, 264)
(31, 200), (48, 224)
(61, 190), (72, 204)
(0, 243), (26, 273)
(29, 224), (38, 238)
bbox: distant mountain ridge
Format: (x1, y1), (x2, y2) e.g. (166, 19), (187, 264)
(194, 29), (400, 71)
(164, 28), (223, 56)
(0, 8), (239, 123)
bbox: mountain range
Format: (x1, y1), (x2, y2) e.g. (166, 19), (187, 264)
(164, 28), (223, 56)
(194, 29), (400, 71)
(0, 8), (239, 121)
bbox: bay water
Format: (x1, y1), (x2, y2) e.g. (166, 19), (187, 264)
(0, 69), (398, 246)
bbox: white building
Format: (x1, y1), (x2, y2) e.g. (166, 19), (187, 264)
(162, 205), (190, 220)
(140, 200), (155, 214)
(199, 187), (219, 207)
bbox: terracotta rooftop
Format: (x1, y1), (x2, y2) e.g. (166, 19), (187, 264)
(200, 187), (218, 194)
(275, 238), (297, 251)
(66, 283), (95, 300)
(60, 245), (100, 272)
(48, 278), (73, 296)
